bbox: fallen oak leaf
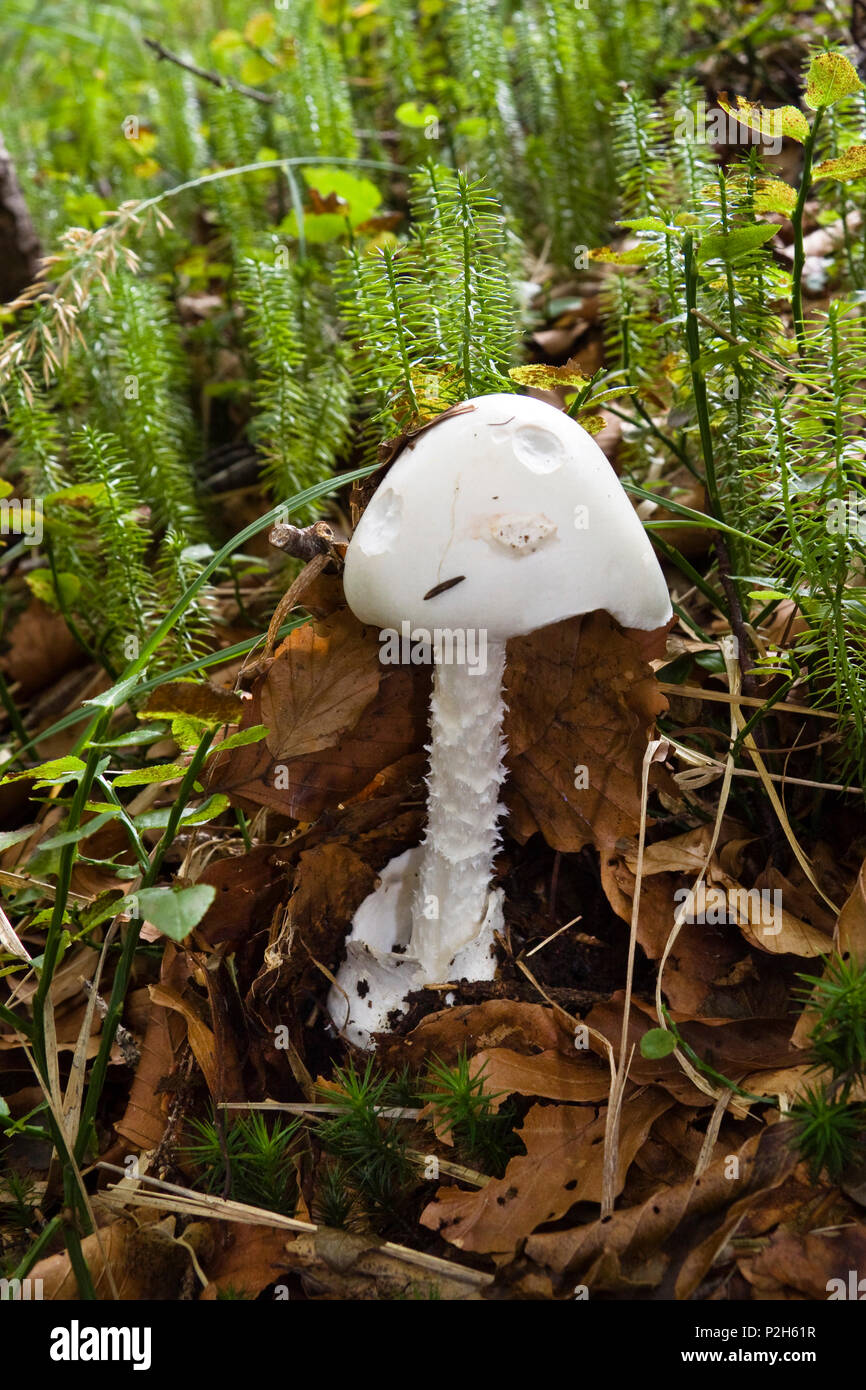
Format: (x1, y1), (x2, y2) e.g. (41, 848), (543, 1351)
(420, 1088), (671, 1256)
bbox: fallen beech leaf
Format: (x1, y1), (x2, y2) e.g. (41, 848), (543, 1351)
(420, 1089), (671, 1255)
(505, 612), (669, 855)
(469, 1047), (611, 1107)
(377, 1000), (567, 1072)
(115, 999), (186, 1149)
(261, 611), (382, 759)
(193, 845), (290, 948)
(141, 680), (247, 723)
(837, 856), (866, 967)
(207, 654), (427, 821)
(31, 1212), (190, 1299)
(199, 1222), (293, 1299)
(252, 841), (379, 1000)
(739, 1226), (866, 1300)
(586, 995), (804, 1104)
(149, 982), (219, 1099)
(525, 1123), (797, 1297)
(624, 827), (833, 957)
(0, 598), (82, 698)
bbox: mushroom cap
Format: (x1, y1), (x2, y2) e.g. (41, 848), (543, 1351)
(344, 393), (672, 640)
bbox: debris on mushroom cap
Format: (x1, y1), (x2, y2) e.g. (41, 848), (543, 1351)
(344, 392), (673, 641)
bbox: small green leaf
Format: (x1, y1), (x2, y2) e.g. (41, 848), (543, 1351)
(2, 756), (86, 787)
(124, 884), (216, 941)
(209, 724), (269, 755)
(25, 569), (81, 610)
(38, 811), (117, 851)
(697, 223), (777, 265)
(240, 54), (273, 86)
(91, 724), (168, 749)
(0, 825), (39, 852)
(243, 11), (275, 46)
(589, 244), (649, 265)
(640, 1028), (678, 1060)
(132, 794), (230, 831)
(804, 52), (862, 110)
(395, 100), (439, 129)
(617, 215), (672, 233)
(112, 762), (187, 788)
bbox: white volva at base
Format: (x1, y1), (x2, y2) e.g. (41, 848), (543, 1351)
(326, 846), (502, 1048)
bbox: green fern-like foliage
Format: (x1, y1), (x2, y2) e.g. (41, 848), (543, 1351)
(338, 163), (518, 433)
(273, 0), (358, 161)
(236, 254), (352, 507)
(66, 428), (160, 668)
(82, 272), (203, 538)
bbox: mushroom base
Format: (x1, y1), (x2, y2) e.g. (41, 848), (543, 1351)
(326, 846), (502, 1049)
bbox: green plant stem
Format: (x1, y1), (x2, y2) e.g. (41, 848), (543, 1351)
(0, 668), (29, 747)
(791, 108), (824, 355)
(30, 729), (109, 1077)
(10, 1213), (63, 1279)
(74, 729), (215, 1165)
(683, 235), (752, 686)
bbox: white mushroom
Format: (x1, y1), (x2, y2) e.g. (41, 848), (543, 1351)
(328, 392), (672, 1047)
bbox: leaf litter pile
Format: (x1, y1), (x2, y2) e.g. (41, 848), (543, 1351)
(3, 443), (866, 1304)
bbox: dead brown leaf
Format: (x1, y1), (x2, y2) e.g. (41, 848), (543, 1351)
(377, 1000), (568, 1072)
(504, 613), (670, 856)
(196, 1221), (293, 1299)
(739, 1226), (866, 1300)
(470, 1047), (611, 1107)
(420, 1088), (671, 1255)
(261, 612), (382, 760)
(31, 1211), (190, 1299)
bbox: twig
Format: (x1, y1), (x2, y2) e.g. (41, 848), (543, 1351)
(96, 1165), (493, 1286)
(142, 37), (277, 105)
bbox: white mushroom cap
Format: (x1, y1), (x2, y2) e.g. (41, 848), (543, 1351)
(344, 393), (672, 639)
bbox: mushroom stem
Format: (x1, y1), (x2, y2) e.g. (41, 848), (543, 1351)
(409, 637), (507, 980)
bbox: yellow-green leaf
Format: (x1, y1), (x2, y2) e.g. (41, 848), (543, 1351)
(509, 364), (590, 390)
(244, 11), (275, 45)
(26, 570), (81, 610)
(718, 94), (809, 145)
(805, 52), (862, 110)
(813, 144), (866, 183)
(588, 244), (649, 265)
(750, 178), (797, 215)
(573, 411), (606, 436)
(240, 54), (273, 85)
